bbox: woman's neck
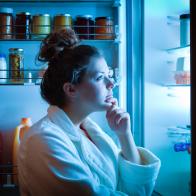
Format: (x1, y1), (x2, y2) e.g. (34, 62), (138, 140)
(62, 105), (91, 128)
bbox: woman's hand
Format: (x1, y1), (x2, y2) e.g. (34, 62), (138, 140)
(105, 98), (131, 136)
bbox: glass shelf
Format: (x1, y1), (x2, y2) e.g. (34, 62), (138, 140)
(166, 45), (190, 56)
(163, 83), (190, 87)
(0, 0), (114, 2)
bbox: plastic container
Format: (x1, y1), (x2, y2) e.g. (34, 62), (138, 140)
(12, 118), (32, 185)
(180, 14), (190, 47)
(0, 7), (13, 39)
(0, 54), (7, 83)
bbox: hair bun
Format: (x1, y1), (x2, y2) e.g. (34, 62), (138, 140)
(38, 28), (79, 62)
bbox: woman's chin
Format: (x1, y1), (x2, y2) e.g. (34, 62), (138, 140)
(102, 102), (112, 110)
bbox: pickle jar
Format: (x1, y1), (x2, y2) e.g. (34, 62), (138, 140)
(9, 48), (24, 82)
(32, 14), (51, 39)
(0, 7), (14, 39)
(74, 15), (94, 39)
(95, 17), (114, 40)
(15, 12), (31, 39)
(54, 14), (72, 32)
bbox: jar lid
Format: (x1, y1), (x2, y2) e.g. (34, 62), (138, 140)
(95, 16), (113, 20)
(180, 14), (190, 19)
(0, 54), (6, 58)
(16, 12), (31, 16)
(33, 14), (50, 17)
(76, 15), (93, 19)
(9, 48), (24, 52)
(55, 14), (71, 17)
(0, 7), (13, 14)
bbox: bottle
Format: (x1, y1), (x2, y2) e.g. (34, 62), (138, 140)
(12, 118), (32, 185)
(180, 13), (190, 47)
(0, 54), (7, 84)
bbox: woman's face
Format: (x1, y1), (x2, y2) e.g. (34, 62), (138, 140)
(76, 57), (114, 112)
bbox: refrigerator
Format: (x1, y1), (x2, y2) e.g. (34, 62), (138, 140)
(0, 0), (191, 195)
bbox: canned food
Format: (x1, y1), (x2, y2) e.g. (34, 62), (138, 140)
(74, 15), (94, 39)
(15, 12), (31, 39)
(95, 17), (114, 40)
(32, 14), (51, 39)
(54, 14), (72, 32)
(9, 48), (24, 82)
(0, 7), (13, 39)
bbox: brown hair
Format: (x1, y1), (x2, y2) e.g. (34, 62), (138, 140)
(38, 29), (102, 107)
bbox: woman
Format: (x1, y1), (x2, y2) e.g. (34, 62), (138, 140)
(18, 29), (161, 196)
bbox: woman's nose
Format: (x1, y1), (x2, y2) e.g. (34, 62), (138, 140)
(106, 78), (115, 89)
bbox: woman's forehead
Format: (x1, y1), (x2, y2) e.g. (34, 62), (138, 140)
(86, 57), (109, 73)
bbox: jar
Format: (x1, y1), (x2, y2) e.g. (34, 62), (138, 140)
(95, 17), (114, 40)
(180, 14), (190, 47)
(0, 54), (7, 83)
(0, 7), (13, 39)
(32, 14), (51, 39)
(74, 15), (94, 39)
(54, 14), (72, 32)
(9, 48), (24, 82)
(15, 12), (31, 39)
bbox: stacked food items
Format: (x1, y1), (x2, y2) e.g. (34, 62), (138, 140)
(0, 7), (115, 40)
(174, 56), (190, 85)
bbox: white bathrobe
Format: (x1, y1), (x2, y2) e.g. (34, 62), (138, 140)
(18, 106), (161, 196)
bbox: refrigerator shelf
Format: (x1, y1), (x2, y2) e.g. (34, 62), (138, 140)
(0, 0), (114, 2)
(166, 45), (190, 56)
(163, 84), (190, 87)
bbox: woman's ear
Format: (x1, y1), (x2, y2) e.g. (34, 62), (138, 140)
(63, 83), (78, 98)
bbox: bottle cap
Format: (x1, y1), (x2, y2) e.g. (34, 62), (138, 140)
(180, 14), (190, 19)
(0, 54), (6, 58)
(21, 118), (32, 125)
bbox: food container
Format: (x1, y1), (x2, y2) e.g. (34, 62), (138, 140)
(54, 14), (72, 32)
(0, 7), (13, 39)
(174, 57), (190, 84)
(180, 14), (190, 47)
(32, 14), (51, 39)
(9, 48), (24, 82)
(95, 16), (114, 40)
(74, 15), (94, 39)
(15, 12), (31, 39)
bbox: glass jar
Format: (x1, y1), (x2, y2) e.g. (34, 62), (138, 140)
(9, 48), (24, 82)
(0, 7), (13, 39)
(180, 13), (190, 47)
(74, 15), (94, 39)
(15, 12), (31, 39)
(54, 14), (72, 32)
(0, 54), (7, 83)
(32, 14), (51, 39)
(95, 17), (114, 40)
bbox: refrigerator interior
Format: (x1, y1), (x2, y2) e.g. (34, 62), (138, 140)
(144, 0), (191, 195)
